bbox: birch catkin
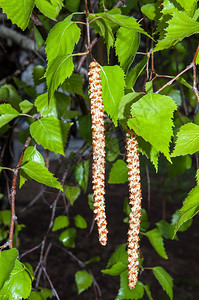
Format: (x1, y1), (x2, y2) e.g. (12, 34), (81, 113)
(126, 133), (142, 289)
(88, 61), (108, 246)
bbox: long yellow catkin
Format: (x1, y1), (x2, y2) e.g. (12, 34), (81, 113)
(88, 61), (108, 246)
(126, 133), (142, 289)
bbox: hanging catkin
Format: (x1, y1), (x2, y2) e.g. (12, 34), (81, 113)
(126, 132), (142, 289)
(88, 61), (108, 246)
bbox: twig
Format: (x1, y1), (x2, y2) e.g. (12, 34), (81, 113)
(85, 0), (91, 53)
(8, 136), (31, 248)
(192, 45), (199, 102)
(76, 37), (98, 72)
(42, 266), (60, 300)
(19, 243), (42, 259)
(156, 63), (194, 94)
(113, 0), (127, 8)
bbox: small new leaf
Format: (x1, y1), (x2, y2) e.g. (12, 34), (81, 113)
(52, 216), (69, 231)
(74, 214), (87, 229)
(101, 65), (125, 126)
(0, 104), (20, 128)
(21, 161), (63, 191)
(108, 160), (128, 184)
(65, 186), (81, 205)
(146, 228), (168, 259)
(171, 123), (199, 157)
(116, 271), (144, 300)
(35, 0), (63, 20)
(153, 266), (173, 300)
(75, 270), (93, 295)
(59, 228), (76, 247)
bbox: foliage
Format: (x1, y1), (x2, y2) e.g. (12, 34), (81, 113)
(0, 0), (198, 299)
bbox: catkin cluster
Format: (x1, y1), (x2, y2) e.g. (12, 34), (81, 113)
(126, 133), (142, 289)
(88, 61), (108, 246)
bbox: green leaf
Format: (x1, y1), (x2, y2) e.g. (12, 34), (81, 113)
(116, 271), (144, 300)
(169, 155), (192, 177)
(21, 161), (63, 190)
(175, 0), (197, 11)
(46, 20), (80, 64)
(78, 114), (92, 145)
(118, 92), (141, 120)
(102, 13), (148, 36)
(144, 284), (154, 300)
(0, 104), (20, 128)
(128, 93), (177, 161)
(34, 26), (45, 49)
(19, 100), (33, 114)
(65, 186), (81, 205)
(126, 55), (149, 89)
(0, 210), (11, 226)
(115, 29), (140, 73)
(46, 55), (74, 99)
(32, 65), (46, 86)
(145, 228), (168, 259)
(52, 216), (69, 231)
(0, 248), (18, 290)
(102, 262), (127, 276)
(20, 146), (45, 187)
(196, 169), (199, 185)
(141, 3), (160, 21)
(154, 12), (199, 51)
(156, 220), (174, 239)
(140, 209), (150, 232)
(74, 214), (87, 229)
(75, 270), (93, 295)
(105, 134), (120, 162)
(23, 147), (45, 166)
(28, 288), (53, 300)
(0, 0), (34, 30)
(153, 266), (173, 300)
(107, 244), (128, 268)
(59, 228), (76, 248)
(137, 136), (159, 171)
(108, 160), (128, 184)
(0, 84), (21, 110)
(0, 260), (32, 300)
(35, 0), (63, 20)
(90, 17), (114, 60)
(85, 256), (100, 265)
(171, 210), (192, 233)
(88, 194), (94, 211)
(173, 186), (199, 235)
(62, 73), (84, 96)
(101, 65), (125, 126)
(171, 123), (199, 157)
(35, 92), (71, 119)
(30, 117), (72, 156)
(65, 0), (80, 12)
(74, 161), (89, 192)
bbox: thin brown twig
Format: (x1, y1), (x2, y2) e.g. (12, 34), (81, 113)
(113, 0), (127, 8)
(156, 62), (194, 94)
(8, 136), (31, 248)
